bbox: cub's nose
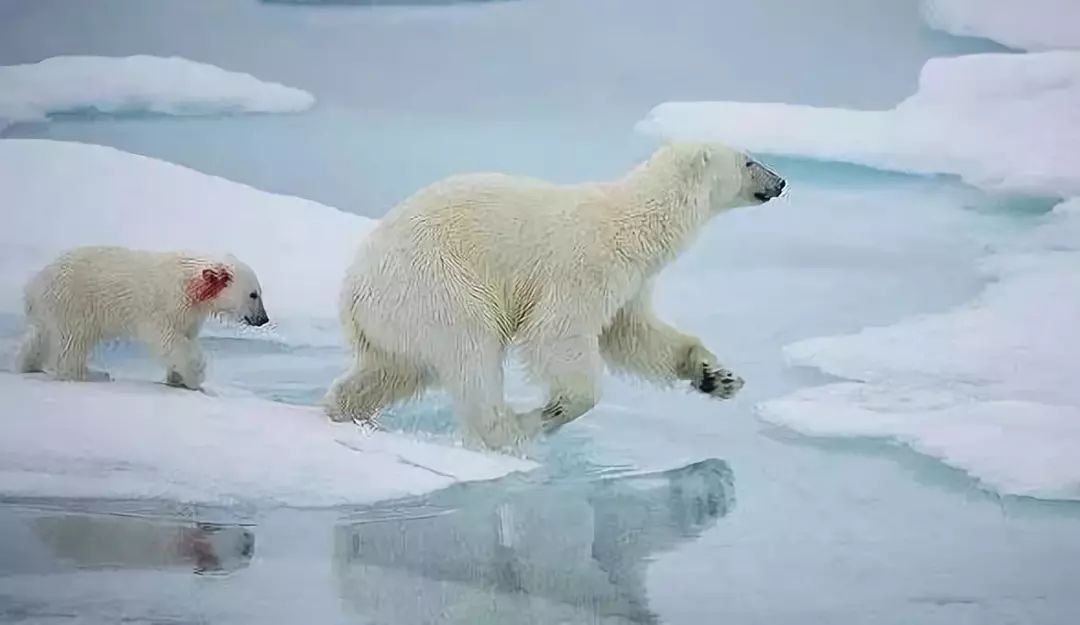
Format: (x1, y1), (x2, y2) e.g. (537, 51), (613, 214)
(245, 314), (270, 327)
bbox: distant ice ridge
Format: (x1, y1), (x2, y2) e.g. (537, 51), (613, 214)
(0, 55), (315, 132)
(636, 50), (1080, 198)
(758, 198), (1080, 500)
(921, 0), (1080, 51)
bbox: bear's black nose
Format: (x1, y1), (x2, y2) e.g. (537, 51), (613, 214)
(748, 161), (786, 202)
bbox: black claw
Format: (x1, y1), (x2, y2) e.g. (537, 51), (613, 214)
(698, 365), (718, 394)
(541, 402), (564, 420)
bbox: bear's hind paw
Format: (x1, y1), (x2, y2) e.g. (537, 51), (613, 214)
(467, 419), (530, 453)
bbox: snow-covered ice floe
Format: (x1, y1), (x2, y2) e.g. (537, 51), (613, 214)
(636, 51), (1080, 197)
(921, 0), (1080, 52)
(0, 55), (315, 132)
(0, 373), (535, 507)
(0, 138), (534, 505)
(759, 198), (1080, 501)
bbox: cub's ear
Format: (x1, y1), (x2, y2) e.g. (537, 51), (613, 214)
(188, 264), (233, 303)
(201, 267), (229, 284)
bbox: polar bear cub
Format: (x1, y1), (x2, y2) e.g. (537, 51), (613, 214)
(16, 246), (269, 390)
(326, 141), (786, 449)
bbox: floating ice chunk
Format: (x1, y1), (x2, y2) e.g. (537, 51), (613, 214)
(0, 373), (536, 506)
(921, 0), (1080, 51)
(759, 384), (1080, 500)
(784, 198), (1080, 408)
(0, 139), (371, 324)
(636, 51), (1080, 197)
(758, 198), (1080, 500)
(0, 55), (315, 131)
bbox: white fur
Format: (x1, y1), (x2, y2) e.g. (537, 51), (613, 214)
(325, 142), (785, 449)
(16, 245), (268, 389)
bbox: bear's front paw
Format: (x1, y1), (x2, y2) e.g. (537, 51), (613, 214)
(693, 363), (744, 400)
(539, 402), (571, 434)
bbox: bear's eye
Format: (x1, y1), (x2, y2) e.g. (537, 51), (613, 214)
(249, 292), (259, 300)
(745, 161), (753, 168)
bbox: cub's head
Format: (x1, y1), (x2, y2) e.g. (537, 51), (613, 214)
(188, 255), (269, 327)
(671, 142), (786, 212)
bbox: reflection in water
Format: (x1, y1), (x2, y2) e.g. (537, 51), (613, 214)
(334, 459), (734, 624)
(27, 513), (255, 575)
(0, 460), (728, 623)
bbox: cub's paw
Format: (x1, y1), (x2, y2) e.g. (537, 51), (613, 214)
(85, 369), (112, 382)
(165, 370), (201, 391)
(57, 368), (112, 382)
(693, 363), (744, 400)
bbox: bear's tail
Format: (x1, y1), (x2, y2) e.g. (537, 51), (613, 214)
(338, 286), (368, 355)
(17, 269), (50, 373)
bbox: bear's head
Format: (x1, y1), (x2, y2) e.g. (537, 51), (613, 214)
(189, 255), (270, 327)
(679, 142), (786, 211)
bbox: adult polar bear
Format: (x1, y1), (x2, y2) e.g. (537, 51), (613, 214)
(327, 142), (786, 449)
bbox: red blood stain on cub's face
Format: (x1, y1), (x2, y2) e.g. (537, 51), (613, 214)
(188, 265), (233, 304)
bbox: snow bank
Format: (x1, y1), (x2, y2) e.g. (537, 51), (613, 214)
(0, 55), (315, 132)
(0, 139), (369, 327)
(636, 51), (1080, 197)
(758, 198), (1080, 500)
(0, 373), (535, 506)
(921, 0), (1080, 51)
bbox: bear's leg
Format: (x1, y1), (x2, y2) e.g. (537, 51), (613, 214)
(523, 335), (602, 434)
(439, 340), (524, 450)
(53, 331), (107, 381)
(600, 290), (743, 399)
(323, 355), (428, 425)
(157, 336), (206, 390)
(16, 323), (50, 374)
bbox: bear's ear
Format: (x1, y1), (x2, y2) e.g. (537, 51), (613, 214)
(188, 264), (234, 303)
